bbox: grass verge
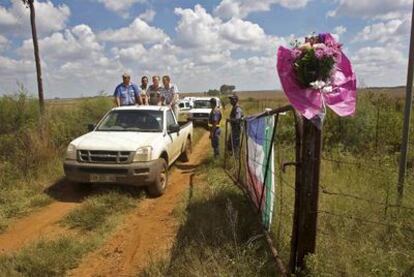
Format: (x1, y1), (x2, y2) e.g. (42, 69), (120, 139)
(0, 237), (94, 277)
(140, 156), (277, 276)
(61, 189), (139, 233)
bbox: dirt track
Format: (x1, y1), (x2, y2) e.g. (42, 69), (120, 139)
(0, 131), (210, 275)
(0, 179), (90, 254)
(69, 132), (210, 276)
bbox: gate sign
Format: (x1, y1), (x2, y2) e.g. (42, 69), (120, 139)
(246, 114), (275, 230)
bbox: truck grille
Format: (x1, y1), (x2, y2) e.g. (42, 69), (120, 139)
(78, 150), (132, 164)
(193, 113), (208, 118)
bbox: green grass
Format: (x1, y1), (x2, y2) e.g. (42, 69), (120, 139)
(220, 93), (414, 275)
(0, 190), (141, 277)
(0, 92), (113, 231)
(140, 156), (277, 276)
(0, 237), (94, 277)
(61, 190), (138, 233)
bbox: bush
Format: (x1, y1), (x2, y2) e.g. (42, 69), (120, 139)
(0, 92), (113, 229)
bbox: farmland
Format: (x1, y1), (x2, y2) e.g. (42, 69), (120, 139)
(0, 88), (413, 276)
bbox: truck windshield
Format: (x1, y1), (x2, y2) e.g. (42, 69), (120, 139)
(193, 100), (211, 109)
(96, 110), (163, 132)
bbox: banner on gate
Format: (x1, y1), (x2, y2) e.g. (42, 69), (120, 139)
(245, 114), (275, 230)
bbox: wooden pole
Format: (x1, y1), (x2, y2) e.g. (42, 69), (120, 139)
(397, 0), (414, 203)
(28, 0), (45, 115)
(291, 117), (322, 272)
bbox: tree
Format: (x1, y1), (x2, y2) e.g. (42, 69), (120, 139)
(207, 89), (220, 96)
(220, 84), (236, 94)
(23, 0), (45, 115)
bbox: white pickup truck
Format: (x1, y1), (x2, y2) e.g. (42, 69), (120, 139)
(187, 97), (221, 126)
(63, 106), (193, 197)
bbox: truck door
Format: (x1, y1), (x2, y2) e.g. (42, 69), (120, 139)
(166, 110), (181, 161)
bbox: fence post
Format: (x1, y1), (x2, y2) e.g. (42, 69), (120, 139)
(290, 117), (322, 272)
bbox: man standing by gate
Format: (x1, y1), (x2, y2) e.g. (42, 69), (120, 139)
(228, 94), (243, 156)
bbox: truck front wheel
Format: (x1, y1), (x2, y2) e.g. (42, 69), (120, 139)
(146, 159), (168, 197)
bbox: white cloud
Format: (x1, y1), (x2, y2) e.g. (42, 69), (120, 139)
(354, 17), (411, 44)
(98, 18), (169, 45)
(328, 0), (411, 19)
(11, 24), (125, 97)
(352, 46), (407, 86)
(138, 9), (156, 23)
(0, 34), (9, 50)
(214, 0), (310, 19)
(220, 18), (266, 44)
(96, 0), (146, 17)
(174, 5), (287, 53)
(333, 26), (347, 36)
(0, 0), (70, 37)
(0, 55), (33, 76)
(18, 25), (103, 63)
(0, 5), (18, 26)
(174, 5), (222, 49)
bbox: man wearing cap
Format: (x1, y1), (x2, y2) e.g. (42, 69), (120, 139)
(228, 94), (243, 156)
(114, 73), (141, 106)
(209, 98), (222, 158)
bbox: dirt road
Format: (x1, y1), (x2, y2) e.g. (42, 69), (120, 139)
(68, 132), (210, 276)
(0, 180), (89, 254)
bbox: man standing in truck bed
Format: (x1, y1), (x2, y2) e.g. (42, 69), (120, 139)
(114, 73), (141, 106)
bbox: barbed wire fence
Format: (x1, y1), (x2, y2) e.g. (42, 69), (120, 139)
(223, 103), (414, 275)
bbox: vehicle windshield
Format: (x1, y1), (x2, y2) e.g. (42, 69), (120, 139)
(193, 100), (211, 109)
(96, 110), (163, 132)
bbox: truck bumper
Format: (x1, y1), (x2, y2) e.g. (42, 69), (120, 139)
(190, 117), (209, 125)
(63, 159), (163, 186)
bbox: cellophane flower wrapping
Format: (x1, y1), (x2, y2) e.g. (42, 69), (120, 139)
(277, 33), (357, 123)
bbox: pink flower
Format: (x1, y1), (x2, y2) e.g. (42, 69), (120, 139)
(292, 48), (302, 59)
(315, 48), (325, 59)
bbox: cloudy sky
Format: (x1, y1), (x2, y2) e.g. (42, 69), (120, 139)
(0, 0), (412, 98)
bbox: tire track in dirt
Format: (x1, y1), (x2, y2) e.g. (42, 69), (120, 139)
(68, 132), (210, 277)
(0, 181), (88, 254)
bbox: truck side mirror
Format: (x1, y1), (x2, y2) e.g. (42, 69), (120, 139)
(168, 123), (180, 133)
(88, 124), (96, 132)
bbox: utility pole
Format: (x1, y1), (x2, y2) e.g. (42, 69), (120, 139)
(397, 1), (414, 203)
(23, 0), (45, 116)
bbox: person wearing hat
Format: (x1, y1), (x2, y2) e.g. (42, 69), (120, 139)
(208, 98), (222, 158)
(228, 94), (243, 156)
(114, 73), (142, 106)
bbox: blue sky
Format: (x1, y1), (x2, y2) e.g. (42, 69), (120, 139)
(0, 0), (411, 98)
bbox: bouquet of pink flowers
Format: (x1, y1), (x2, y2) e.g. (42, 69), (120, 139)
(277, 33), (356, 125)
(292, 33), (341, 91)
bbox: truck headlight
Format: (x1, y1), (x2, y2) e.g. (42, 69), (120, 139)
(133, 146), (152, 162)
(65, 144), (77, 160)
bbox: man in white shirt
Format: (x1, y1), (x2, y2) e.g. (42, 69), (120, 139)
(161, 75), (179, 116)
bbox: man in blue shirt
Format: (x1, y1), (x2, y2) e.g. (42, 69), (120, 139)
(114, 73), (141, 106)
(209, 98), (222, 158)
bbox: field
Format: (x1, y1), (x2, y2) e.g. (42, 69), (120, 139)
(0, 88), (413, 276)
